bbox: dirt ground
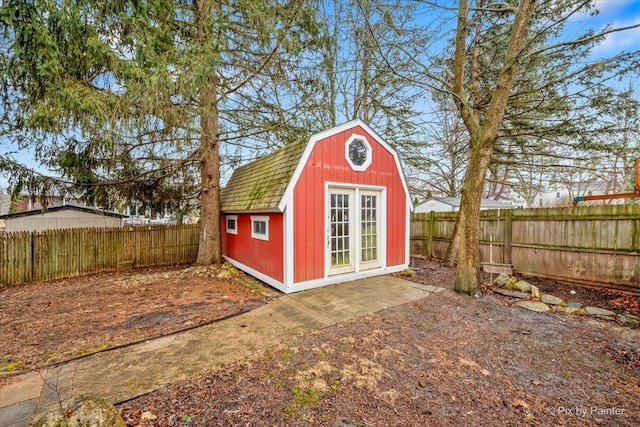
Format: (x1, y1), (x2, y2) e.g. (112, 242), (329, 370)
(0, 264), (273, 384)
(117, 259), (640, 427)
(2, 259), (639, 426)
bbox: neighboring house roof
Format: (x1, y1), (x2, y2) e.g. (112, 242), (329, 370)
(221, 138), (307, 212)
(415, 197), (512, 211)
(0, 205), (128, 220)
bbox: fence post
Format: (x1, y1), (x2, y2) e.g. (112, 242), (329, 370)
(503, 209), (512, 264)
(29, 231), (35, 282)
(427, 211), (435, 258)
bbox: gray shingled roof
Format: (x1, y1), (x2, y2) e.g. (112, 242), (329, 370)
(0, 204), (127, 219)
(439, 197), (512, 208)
(417, 197), (512, 209)
(221, 139), (307, 212)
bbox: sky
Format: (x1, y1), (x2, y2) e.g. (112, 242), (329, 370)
(570, 0), (640, 58)
(1, 0), (639, 192)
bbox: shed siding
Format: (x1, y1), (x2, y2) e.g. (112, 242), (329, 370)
(222, 213), (284, 283)
(293, 126), (406, 283)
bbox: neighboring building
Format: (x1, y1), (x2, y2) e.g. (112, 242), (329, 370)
(221, 119), (411, 294)
(0, 205), (127, 232)
(0, 192), (9, 215)
(414, 197), (513, 213)
(537, 181), (620, 207)
(11, 192), (85, 212)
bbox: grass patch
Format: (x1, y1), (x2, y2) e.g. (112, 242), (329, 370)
(292, 386), (321, 405)
(0, 360), (22, 372)
(283, 404), (301, 420)
(73, 344), (108, 358)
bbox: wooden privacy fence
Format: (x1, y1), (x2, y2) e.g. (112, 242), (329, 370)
(0, 224), (200, 286)
(411, 204), (640, 293)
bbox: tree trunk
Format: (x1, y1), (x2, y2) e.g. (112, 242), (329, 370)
(442, 215), (459, 266)
(454, 143), (494, 295)
(471, 0), (483, 122)
(195, 0), (222, 265)
(196, 78), (222, 265)
(451, 0), (536, 295)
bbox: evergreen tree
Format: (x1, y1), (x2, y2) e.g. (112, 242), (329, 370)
(0, 0), (321, 264)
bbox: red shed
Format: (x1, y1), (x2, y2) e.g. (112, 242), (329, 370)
(220, 120), (411, 293)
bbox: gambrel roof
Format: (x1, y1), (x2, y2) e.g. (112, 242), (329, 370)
(221, 139), (307, 212)
(221, 119), (411, 213)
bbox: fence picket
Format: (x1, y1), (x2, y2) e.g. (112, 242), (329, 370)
(0, 224), (200, 286)
(411, 205), (640, 293)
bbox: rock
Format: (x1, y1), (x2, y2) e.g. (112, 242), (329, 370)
(585, 306), (617, 320)
(554, 306), (586, 315)
(141, 412), (157, 421)
(493, 288), (530, 299)
(567, 301), (583, 309)
(504, 277), (519, 290)
(401, 268), (417, 277)
(530, 285), (540, 299)
(616, 314), (639, 325)
(512, 398), (529, 409)
(540, 294), (567, 306)
(515, 301), (550, 313)
(512, 280), (532, 293)
(217, 266), (240, 279)
(32, 395), (126, 427)
(493, 273), (511, 287)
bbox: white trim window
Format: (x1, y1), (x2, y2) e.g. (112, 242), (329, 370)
(251, 215), (269, 241)
(226, 215), (238, 235)
(345, 134), (372, 172)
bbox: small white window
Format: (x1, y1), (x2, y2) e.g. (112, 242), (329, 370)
(345, 134), (372, 171)
(251, 215), (269, 241)
(226, 215), (238, 234)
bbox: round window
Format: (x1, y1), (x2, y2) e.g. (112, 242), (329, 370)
(349, 139), (368, 166)
(344, 135), (371, 172)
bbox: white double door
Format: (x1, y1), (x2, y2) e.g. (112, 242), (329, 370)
(327, 187), (382, 275)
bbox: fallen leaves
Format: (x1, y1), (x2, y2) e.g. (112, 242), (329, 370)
(140, 411), (157, 421)
(512, 398), (529, 409)
(0, 266), (271, 380)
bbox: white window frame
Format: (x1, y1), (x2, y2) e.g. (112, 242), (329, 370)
(250, 215), (269, 241)
(226, 215), (238, 235)
(345, 134), (372, 172)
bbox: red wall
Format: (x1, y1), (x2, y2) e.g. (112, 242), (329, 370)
(292, 126), (407, 283)
(222, 213), (284, 283)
